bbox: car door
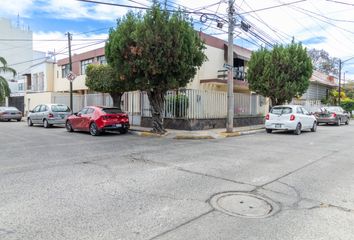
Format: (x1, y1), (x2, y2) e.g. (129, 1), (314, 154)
(296, 107), (305, 127)
(31, 105), (41, 123)
(39, 105), (49, 123)
(338, 107), (347, 122)
(80, 107), (95, 131)
(73, 108), (88, 130)
(301, 107), (313, 128)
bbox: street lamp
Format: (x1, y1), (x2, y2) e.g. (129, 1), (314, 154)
(338, 56), (354, 105)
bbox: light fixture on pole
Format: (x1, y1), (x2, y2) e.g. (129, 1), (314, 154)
(338, 56), (354, 105)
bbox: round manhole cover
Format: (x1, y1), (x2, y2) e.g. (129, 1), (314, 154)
(209, 192), (279, 218)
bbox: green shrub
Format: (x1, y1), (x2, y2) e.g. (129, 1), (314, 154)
(340, 99), (354, 116)
(165, 94), (189, 118)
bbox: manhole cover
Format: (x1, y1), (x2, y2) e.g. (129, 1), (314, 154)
(209, 192), (279, 218)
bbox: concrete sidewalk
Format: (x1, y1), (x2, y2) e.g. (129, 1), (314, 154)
(129, 124), (265, 139)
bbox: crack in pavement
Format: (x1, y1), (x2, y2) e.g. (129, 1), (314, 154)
(257, 150), (339, 189)
(147, 209), (215, 240)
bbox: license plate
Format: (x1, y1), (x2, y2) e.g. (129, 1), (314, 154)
(275, 124), (282, 128)
(116, 124), (122, 127)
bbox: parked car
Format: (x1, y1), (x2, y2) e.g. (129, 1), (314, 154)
(65, 106), (130, 136)
(265, 105), (317, 135)
(314, 106), (350, 126)
(0, 107), (22, 122)
(27, 104), (71, 128)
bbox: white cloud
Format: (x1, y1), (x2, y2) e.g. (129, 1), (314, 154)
(0, 0), (33, 17)
(33, 31), (108, 59)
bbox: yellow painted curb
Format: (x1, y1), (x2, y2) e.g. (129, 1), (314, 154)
(174, 135), (214, 140)
(219, 131), (241, 137)
(139, 132), (167, 137)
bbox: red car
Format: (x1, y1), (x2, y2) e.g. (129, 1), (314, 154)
(65, 106), (130, 136)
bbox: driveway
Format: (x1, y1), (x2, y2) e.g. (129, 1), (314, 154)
(0, 122), (354, 239)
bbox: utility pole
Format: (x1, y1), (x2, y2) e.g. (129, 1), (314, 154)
(226, 0), (235, 133)
(66, 32), (73, 112)
(338, 59), (342, 106)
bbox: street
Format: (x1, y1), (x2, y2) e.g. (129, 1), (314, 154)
(1, 121), (354, 240)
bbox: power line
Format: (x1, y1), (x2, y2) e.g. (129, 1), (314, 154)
(8, 40), (106, 68)
(238, 0), (307, 15)
(0, 38), (106, 42)
(325, 0), (354, 7)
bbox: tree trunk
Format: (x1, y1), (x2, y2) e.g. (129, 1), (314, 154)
(110, 92), (123, 111)
(147, 90), (166, 134)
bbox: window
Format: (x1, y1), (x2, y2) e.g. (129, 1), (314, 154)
(61, 64), (70, 78)
(81, 58), (93, 75)
(18, 83), (24, 91)
(296, 107), (303, 114)
(102, 107), (122, 114)
(40, 105), (48, 112)
(271, 107), (292, 115)
(78, 108), (88, 115)
(86, 108), (95, 114)
(33, 105), (41, 112)
(301, 108), (309, 115)
(97, 55), (106, 65)
(52, 105), (70, 112)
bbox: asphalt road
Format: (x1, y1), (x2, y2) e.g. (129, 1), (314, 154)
(1, 121), (354, 240)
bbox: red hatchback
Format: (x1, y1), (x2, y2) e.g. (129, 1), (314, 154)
(65, 106), (130, 136)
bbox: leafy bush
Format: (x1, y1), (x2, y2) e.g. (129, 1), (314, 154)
(340, 99), (354, 116)
(165, 94), (189, 118)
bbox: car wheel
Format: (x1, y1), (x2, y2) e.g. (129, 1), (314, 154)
(7, 119), (11, 122)
(89, 122), (100, 136)
(336, 118), (341, 126)
(43, 119), (50, 128)
(17, 118), (21, 122)
(27, 118), (33, 126)
(66, 120), (73, 132)
(294, 123), (301, 135)
(266, 129), (272, 134)
(345, 118), (350, 125)
(311, 121), (317, 132)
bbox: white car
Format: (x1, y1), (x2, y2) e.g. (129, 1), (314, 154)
(265, 105), (317, 135)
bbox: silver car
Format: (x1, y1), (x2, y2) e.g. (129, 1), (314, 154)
(0, 107), (22, 122)
(27, 104), (71, 128)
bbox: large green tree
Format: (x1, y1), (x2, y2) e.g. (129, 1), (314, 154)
(105, 4), (206, 133)
(247, 42), (313, 106)
(86, 64), (133, 111)
(0, 57), (15, 103)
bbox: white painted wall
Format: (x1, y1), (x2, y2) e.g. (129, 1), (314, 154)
(0, 18), (33, 95)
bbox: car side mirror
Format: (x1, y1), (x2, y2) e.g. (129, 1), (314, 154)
(29, 110), (34, 113)
(77, 112), (82, 117)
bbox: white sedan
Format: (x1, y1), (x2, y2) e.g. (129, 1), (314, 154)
(265, 105), (317, 135)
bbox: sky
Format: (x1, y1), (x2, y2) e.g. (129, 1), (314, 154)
(0, 0), (354, 80)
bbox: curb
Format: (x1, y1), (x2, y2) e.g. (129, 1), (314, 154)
(129, 127), (265, 140)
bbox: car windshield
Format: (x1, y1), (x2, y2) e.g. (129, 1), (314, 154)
(270, 107), (292, 115)
(101, 108), (123, 114)
(51, 105), (70, 112)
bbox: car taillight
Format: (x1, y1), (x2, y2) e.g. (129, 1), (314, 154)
(332, 113), (337, 118)
(265, 114), (270, 120)
(290, 114), (295, 121)
(48, 113), (54, 118)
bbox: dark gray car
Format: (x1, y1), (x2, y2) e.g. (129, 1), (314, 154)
(0, 107), (22, 121)
(27, 104), (71, 128)
(315, 106), (350, 126)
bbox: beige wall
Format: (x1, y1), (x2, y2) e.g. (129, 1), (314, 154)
(46, 63), (54, 92)
(54, 65), (88, 92)
(188, 45), (225, 90)
(24, 92), (53, 113)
